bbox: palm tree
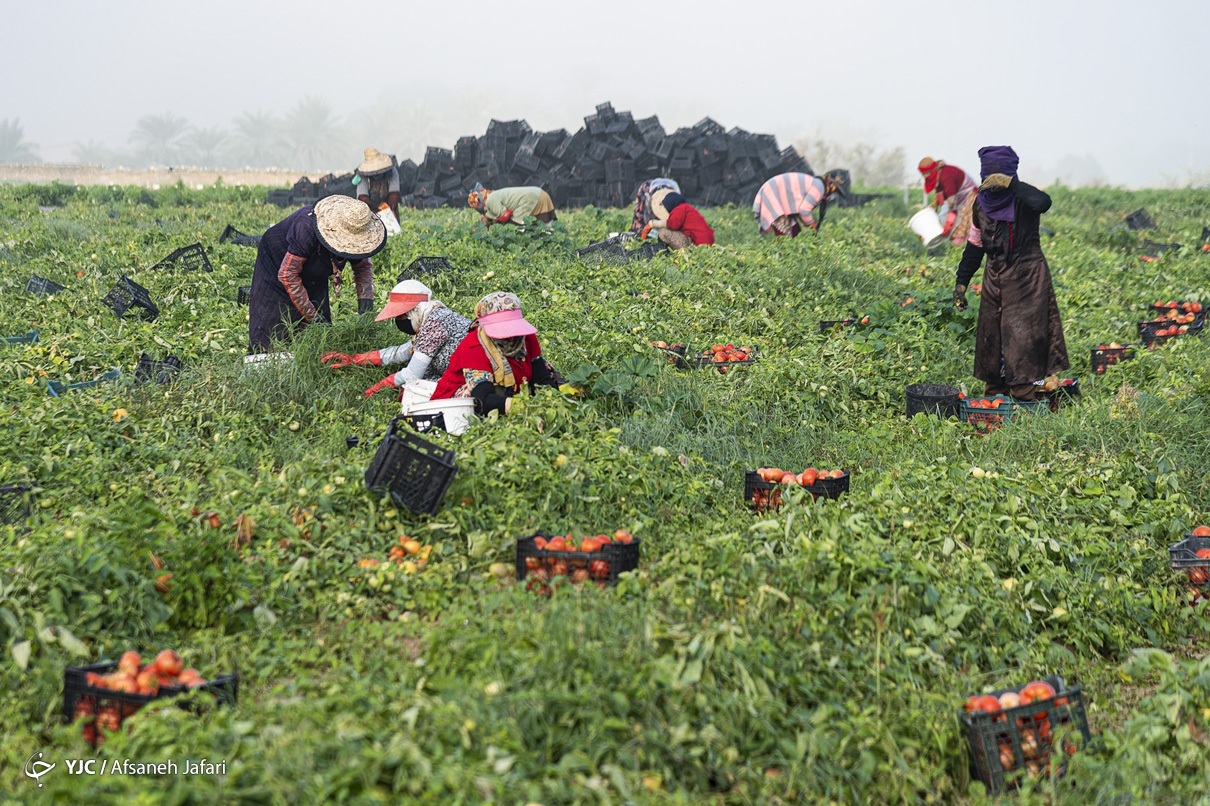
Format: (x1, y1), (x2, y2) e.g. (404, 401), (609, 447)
(0, 119), (39, 163)
(72, 140), (113, 166)
(185, 126), (228, 168)
(283, 96), (347, 171)
(129, 112), (190, 167)
(230, 110), (284, 168)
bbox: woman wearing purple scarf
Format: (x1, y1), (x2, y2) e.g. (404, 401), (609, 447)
(953, 146), (1068, 401)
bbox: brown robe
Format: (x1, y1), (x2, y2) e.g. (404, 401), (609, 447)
(958, 181), (1069, 386)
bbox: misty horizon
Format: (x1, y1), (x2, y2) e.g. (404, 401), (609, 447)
(1, 1), (1207, 189)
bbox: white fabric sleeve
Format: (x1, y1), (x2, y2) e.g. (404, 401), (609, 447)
(378, 341), (413, 366)
(393, 351), (433, 384)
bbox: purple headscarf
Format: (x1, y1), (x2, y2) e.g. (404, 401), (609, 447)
(978, 145), (1019, 223)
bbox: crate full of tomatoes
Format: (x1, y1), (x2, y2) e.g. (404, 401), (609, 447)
(64, 649), (238, 747)
(695, 342), (759, 372)
(1168, 524), (1210, 606)
(744, 466), (849, 512)
(959, 396), (1049, 432)
(1090, 343), (1135, 375)
(515, 530), (639, 594)
(1150, 300), (1205, 320)
(1138, 316), (1202, 347)
(961, 676), (1091, 794)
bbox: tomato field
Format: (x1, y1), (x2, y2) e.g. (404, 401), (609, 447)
(2, 182), (1209, 802)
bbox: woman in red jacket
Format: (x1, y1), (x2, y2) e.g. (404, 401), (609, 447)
(430, 292), (562, 415)
(642, 192), (715, 249)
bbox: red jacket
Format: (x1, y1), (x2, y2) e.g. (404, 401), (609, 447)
(667, 204), (715, 245)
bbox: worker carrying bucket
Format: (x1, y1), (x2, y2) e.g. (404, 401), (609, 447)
(916, 157), (978, 246)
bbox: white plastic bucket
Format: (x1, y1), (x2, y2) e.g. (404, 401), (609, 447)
(400, 379), (437, 409)
(403, 397), (476, 436)
(909, 207), (948, 249)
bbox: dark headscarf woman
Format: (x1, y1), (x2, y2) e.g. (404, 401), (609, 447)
(953, 146), (1069, 400)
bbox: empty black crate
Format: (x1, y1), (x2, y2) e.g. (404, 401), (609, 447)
(905, 383), (960, 418)
(400, 256), (457, 281)
(0, 482), (34, 527)
(26, 274), (67, 295)
(1090, 345), (1135, 374)
(364, 419), (457, 515)
(135, 353), (183, 385)
(961, 676), (1091, 795)
(219, 225), (262, 247)
(151, 243), (212, 273)
(103, 276), (159, 321)
(575, 237), (630, 266)
(402, 411), (446, 434)
(64, 661), (238, 748)
(1125, 208), (1155, 230)
(515, 532), (640, 589)
(266, 189), (293, 206)
(238, 285), (251, 305)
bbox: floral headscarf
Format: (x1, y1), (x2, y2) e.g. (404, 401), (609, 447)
(475, 291), (527, 387)
(467, 183), (491, 213)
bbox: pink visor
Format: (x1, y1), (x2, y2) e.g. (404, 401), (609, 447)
(478, 308), (537, 338)
(375, 292), (428, 321)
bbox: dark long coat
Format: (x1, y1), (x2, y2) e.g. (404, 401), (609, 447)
(247, 206), (336, 353)
(959, 182), (1069, 386)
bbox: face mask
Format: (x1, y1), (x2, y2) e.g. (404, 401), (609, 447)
(396, 316), (415, 335)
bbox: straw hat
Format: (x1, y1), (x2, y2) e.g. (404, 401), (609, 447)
(358, 147), (394, 177)
(313, 195), (387, 260)
(650, 187), (674, 220)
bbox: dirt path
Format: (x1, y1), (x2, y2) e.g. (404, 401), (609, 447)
(0, 163), (322, 188)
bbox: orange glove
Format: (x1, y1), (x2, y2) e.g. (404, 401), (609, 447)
(363, 375), (398, 398)
(640, 223), (655, 240)
(322, 350), (382, 369)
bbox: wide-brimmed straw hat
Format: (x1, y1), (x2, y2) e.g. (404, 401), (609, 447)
(650, 187), (674, 220)
(313, 195), (387, 260)
(375, 279), (432, 321)
(358, 147), (394, 177)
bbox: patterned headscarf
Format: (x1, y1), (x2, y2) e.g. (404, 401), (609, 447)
(467, 183), (491, 213)
(475, 291), (527, 388)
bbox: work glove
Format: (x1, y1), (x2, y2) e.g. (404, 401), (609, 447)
(358, 298), (374, 315)
(322, 350), (382, 369)
(640, 223), (655, 240)
(941, 211), (958, 236)
(953, 283), (968, 311)
(978, 173), (1013, 192)
(363, 374), (399, 398)
(496, 209), (514, 224)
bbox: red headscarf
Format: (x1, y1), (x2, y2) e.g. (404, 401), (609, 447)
(918, 157), (944, 193)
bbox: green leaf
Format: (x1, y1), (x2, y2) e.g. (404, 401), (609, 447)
(55, 627), (89, 657)
(11, 640), (31, 670)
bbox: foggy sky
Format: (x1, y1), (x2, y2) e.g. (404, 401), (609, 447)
(2, 0), (1206, 187)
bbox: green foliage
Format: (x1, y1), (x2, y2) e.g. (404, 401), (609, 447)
(0, 185), (1208, 801)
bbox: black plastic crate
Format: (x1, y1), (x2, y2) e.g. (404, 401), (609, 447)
(364, 419), (457, 516)
(1138, 320), (1202, 347)
(402, 411), (447, 434)
(1142, 240), (1180, 257)
(574, 237), (630, 266)
(905, 383), (961, 418)
(135, 353), (182, 385)
(515, 532), (640, 591)
(1039, 379), (1081, 411)
(0, 483), (34, 527)
(959, 397), (1049, 432)
(266, 189), (293, 207)
(26, 274), (67, 295)
(1124, 208), (1155, 230)
(103, 276), (159, 320)
(238, 285), (251, 305)
(63, 661), (238, 748)
(1149, 301), (1205, 320)
(961, 676), (1091, 795)
(218, 225), (261, 247)
(743, 470), (850, 512)
(695, 346), (760, 371)
(1168, 534), (1210, 571)
(399, 255), (458, 281)
(47, 369), (122, 398)
(652, 343), (689, 369)
(151, 243), (212, 273)
(1090, 345), (1135, 374)
(819, 318), (858, 334)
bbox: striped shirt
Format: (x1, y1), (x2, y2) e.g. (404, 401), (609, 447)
(753, 173), (825, 232)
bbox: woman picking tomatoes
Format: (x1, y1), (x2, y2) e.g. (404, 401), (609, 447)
(953, 147), (1069, 401)
(752, 170), (848, 237)
(429, 292), (566, 415)
(640, 192), (715, 249)
(320, 279), (472, 398)
(917, 156), (978, 245)
(247, 196), (386, 354)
